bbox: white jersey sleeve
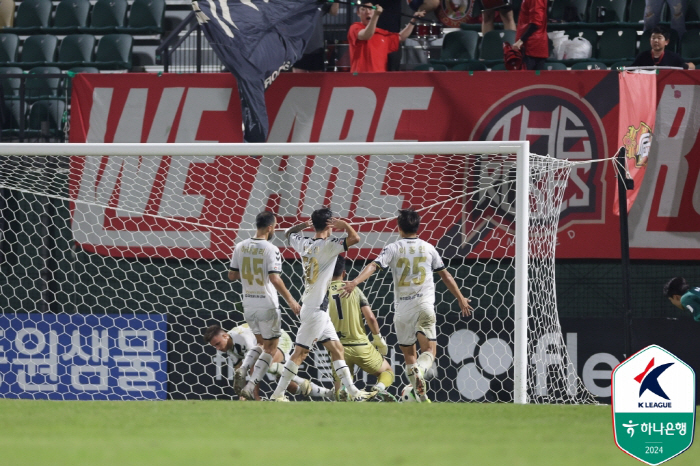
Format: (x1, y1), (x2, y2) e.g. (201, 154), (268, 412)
(229, 243), (242, 271)
(266, 243), (283, 275)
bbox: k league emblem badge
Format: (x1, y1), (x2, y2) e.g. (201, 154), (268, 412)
(612, 345), (696, 465)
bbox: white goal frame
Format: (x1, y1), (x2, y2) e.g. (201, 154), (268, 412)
(0, 141), (531, 404)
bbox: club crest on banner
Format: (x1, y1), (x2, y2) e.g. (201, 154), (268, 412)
(612, 345), (695, 465)
(622, 122), (652, 169)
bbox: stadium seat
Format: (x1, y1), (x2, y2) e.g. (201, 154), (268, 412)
(570, 61), (608, 69)
(440, 30), (479, 60)
(479, 30), (516, 60)
(0, 66), (23, 98)
(3, 0), (52, 34)
(57, 34), (96, 69)
(681, 28), (700, 59)
(451, 61), (488, 71)
(627, 0), (646, 22)
(0, 33), (19, 63)
(81, 0), (128, 35)
(412, 63), (448, 71)
(26, 99), (67, 140)
(490, 62), (507, 70)
(65, 66), (98, 95)
(587, 0), (626, 22)
(544, 62), (568, 70)
(550, 0), (588, 22)
(91, 34), (132, 69)
(688, 0), (700, 22)
(596, 28), (637, 60)
(44, 0), (91, 35)
(25, 66), (63, 102)
(610, 60), (634, 69)
(638, 28), (680, 54)
(1, 99), (23, 139)
(564, 28), (599, 51)
(18, 35), (58, 68)
(116, 0), (165, 35)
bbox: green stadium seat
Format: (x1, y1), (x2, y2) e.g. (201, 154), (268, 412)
(0, 33), (19, 63)
(65, 66), (98, 95)
(627, 0), (646, 22)
(544, 62), (568, 70)
(479, 29), (516, 60)
(1, 99), (23, 139)
(57, 34), (96, 69)
(26, 99), (67, 140)
(688, 0), (700, 22)
(412, 63), (448, 71)
(3, 0), (52, 34)
(550, 0), (588, 22)
(610, 60), (634, 69)
(18, 35), (58, 68)
(81, 0), (128, 35)
(490, 62), (507, 70)
(43, 0), (91, 35)
(587, 0), (626, 22)
(441, 30), (479, 60)
(596, 28), (637, 60)
(91, 34), (132, 70)
(570, 61), (608, 69)
(25, 66), (63, 102)
(117, 0), (165, 35)
(681, 28), (700, 59)
(451, 61), (488, 71)
(0, 66), (23, 98)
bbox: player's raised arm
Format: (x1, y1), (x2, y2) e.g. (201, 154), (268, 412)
(285, 220), (313, 240)
(437, 269), (473, 317)
(330, 218), (360, 247)
(341, 262), (378, 297)
(269, 273), (301, 315)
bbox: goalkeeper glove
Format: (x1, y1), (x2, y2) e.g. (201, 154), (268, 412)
(372, 334), (388, 356)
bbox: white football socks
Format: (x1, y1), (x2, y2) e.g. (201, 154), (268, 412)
(271, 359), (298, 399)
(416, 352), (435, 377)
(249, 351), (273, 386)
(332, 360), (359, 397)
(240, 346), (263, 374)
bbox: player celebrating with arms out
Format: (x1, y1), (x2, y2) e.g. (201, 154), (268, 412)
(664, 277), (700, 322)
(228, 211), (303, 400)
(328, 255), (396, 401)
(342, 209), (472, 402)
(270, 208), (371, 402)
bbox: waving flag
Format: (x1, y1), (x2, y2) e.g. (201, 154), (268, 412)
(193, 0), (320, 142)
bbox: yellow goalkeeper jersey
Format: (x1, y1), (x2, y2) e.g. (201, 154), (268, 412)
(328, 280), (371, 346)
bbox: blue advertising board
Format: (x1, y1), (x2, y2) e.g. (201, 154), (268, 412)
(0, 313), (167, 400)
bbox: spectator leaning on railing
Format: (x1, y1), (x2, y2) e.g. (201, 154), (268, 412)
(631, 26), (695, 69)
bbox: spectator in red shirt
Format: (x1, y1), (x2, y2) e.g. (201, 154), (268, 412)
(348, 3), (425, 73)
(512, 0), (548, 70)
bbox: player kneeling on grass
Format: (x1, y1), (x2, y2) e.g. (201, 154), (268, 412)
(664, 277), (700, 322)
(270, 208), (371, 402)
(328, 255), (396, 402)
(204, 324), (334, 400)
(342, 209), (473, 402)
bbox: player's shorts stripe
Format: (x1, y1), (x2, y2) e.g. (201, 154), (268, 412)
(433, 266), (446, 272)
(268, 271), (280, 274)
(318, 338), (331, 344)
(295, 342), (310, 350)
(398, 343), (414, 347)
(263, 335), (281, 340)
(229, 267), (239, 272)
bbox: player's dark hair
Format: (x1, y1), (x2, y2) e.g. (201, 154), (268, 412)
(663, 277), (689, 298)
(255, 211), (276, 230)
(397, 208), (420, 234)
(203, 324), (224, 343)
(651, 26), (670, 41)
(311, 207), (333, 232)
(333, 255), (346, 279)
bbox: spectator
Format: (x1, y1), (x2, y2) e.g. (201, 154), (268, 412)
(348, 3), (425, 73)
(644, 0), (687, 38)
(375, 0), (402, 71)
(293, 2), (339, 72)
(478, 0), (516, 35)
(632, 26), (695, 69)
(0, 0), (14, 28)
(512, 0), (547, 70)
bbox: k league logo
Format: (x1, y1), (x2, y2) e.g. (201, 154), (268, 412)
(612, 345), (696, 465)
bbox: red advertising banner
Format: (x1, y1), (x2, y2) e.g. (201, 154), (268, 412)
(69, 71), (700, 260)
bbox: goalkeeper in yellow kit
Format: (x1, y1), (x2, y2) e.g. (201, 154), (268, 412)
(328, 255), (396, 401)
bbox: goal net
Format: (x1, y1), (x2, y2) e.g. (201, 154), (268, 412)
(0, 142), (597, 404)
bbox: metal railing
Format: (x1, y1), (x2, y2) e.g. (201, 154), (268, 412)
(156, 12), (226, 73)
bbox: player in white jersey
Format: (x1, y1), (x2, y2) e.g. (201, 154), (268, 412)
(342, 208), (472, 402)
(204, 324), (333, 400)
(228, 211), (303, 400)
(269, 207), (371, 402)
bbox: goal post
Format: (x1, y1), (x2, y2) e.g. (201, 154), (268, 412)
(0, 142), (595, 404)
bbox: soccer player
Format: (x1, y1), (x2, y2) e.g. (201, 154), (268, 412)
(342, 208), (473, 402)
(204, 324), (333, 400)
(227, 211), (303, 400)
(269, 207), (370, 402)
(664, 277), (700, 322)
(328, 255), (396, 402)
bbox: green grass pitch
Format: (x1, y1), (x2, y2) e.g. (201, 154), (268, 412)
(0, 400), (696, 466)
